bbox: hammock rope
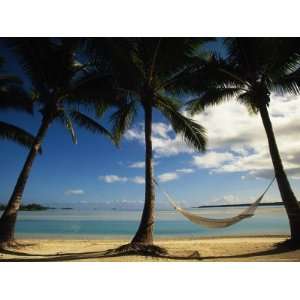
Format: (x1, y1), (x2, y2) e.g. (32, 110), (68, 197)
(154, 177), (276, 229)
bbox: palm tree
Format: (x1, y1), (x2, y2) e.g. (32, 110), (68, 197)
(0, 38), (116, 247)
(87, 38), (208, 250)
(185, 37), (300, 246)
(0, 56), (36, 149)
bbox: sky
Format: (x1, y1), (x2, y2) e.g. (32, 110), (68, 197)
(0, 39), (300, 210)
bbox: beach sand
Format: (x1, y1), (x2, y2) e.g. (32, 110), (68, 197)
(1, 235), (300, 262)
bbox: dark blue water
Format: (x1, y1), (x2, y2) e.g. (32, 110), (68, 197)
(14, 206), (290, 238)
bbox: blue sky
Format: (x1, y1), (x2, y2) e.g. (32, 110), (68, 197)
(1, 39), (299, 210)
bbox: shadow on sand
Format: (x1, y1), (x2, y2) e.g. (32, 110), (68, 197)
(0, 242), (297, 262)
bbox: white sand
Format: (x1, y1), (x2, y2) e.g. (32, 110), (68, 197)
(1, 235), (300, 262)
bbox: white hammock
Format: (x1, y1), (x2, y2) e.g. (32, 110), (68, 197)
(154, 177), (275, 229)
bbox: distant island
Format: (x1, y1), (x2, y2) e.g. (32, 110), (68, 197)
(0, 203), (63, 211)
(194, 202), (285, 209)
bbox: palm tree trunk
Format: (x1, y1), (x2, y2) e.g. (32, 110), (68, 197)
(259, 104), (300, 243)
(131, 102), (155, 245)
(0, 115), (52, 247)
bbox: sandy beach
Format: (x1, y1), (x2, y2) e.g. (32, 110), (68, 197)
(1, 235), (300, 262)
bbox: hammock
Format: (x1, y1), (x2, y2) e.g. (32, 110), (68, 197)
(154, 177), (275, 229)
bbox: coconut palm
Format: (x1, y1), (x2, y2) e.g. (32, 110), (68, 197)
(185, 37), (300, 246)
(0, 56), (36, 149)
(87, 38), (209, 250)
(0, 38), (117, 247)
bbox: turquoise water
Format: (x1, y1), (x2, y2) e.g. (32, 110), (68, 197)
(14, 205), (290, 238)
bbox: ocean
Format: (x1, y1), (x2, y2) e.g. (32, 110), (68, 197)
(14, 205), (290, 239)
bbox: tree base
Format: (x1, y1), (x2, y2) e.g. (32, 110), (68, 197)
(104, 242), (168, 257)
(0, 239), (20, 251)
(276, 238), (300, 250)
(102, 242), (202, 260)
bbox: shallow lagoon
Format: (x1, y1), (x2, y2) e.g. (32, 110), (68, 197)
(15, 205), (289, 238)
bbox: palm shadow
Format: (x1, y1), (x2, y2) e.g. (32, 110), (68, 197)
(0, 242), (297, 262)
(200, 244), (296, 261)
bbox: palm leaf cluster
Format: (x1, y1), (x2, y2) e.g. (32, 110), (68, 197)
(6, 38), (117, 144)
(87, 38), (210, 151)
(0, 56), (36, 149)
(182, 38), (300, 115)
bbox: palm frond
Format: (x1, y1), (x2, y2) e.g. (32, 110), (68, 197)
(237, 92), (259, 114)
(272, 67), (300, 95)
(110, 99), (137, 145)
(267, 38), (300, 77)
(6, 38), (79, 95)
(142, 38), (213, 82)
(0, 121), (41, 152)
(67, 71), (118, 108)
(84, 38), (144, 92)
(169, 54), (246, 99)
(58, 110), (77, 144)
(155, 95), (206, 152)
(186, 87), (241, 115)
(69, 110), (113, 141)
(0, 84), (33, 113)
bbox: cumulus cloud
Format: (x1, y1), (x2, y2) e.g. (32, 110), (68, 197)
(208, 192), (276, 205)
(99, 175), (128, 183)
(125, 122), (193, 157)
(189, 93), (300, 180)
(99, 174), (145, 184)
(176, 168), (195, 174)
(122, 93), (300, 181)
(158, 172), (179, 182)
(209, 194), (241, 206)
(64, 189), (85, 196)
(131, 176), (145, 184)
(100, 164), (195, 186)
(128, 161), (145, 168)
(193, 152), (234, 169)
(128, 161), (158, 168)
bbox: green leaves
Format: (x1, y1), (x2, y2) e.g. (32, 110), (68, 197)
(0, 58), (33, 114)
(0, 121), (40, 152)
(0, 84), (33, 114)
(110, 99), (137, 145)
(69, 110), (112, 141)
(182, 38), (300, 117)
(186, 87), (241, 115)
(68, 72), (116, 105)
(155, 95), (207, 152)
(7, 38), (79, 94)
(60, 111), (78, 144)
(58, 108), (113, 145)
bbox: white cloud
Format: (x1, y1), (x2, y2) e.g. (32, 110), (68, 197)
(131, 176), (145, 184)
(122, 93), (300, 181)
(158, 172), (179, 182)
(192, 152), (234, 169)
(209, 194), (241, 206)
(99, 175), (145, 185)
(64, 189), (85, 196)
(99, 175), (128, 183)
(176, 168), (195, 174)
(128, 161), (158, 168)
(189, 93), (300, 180)
(125, 122), (193, 157)
(128, 161), (145, 168)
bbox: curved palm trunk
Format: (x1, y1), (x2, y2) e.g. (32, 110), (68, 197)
(131, 102), (155, 245)
(259, 104), (300, 243)
(0, 115), (51, 247)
